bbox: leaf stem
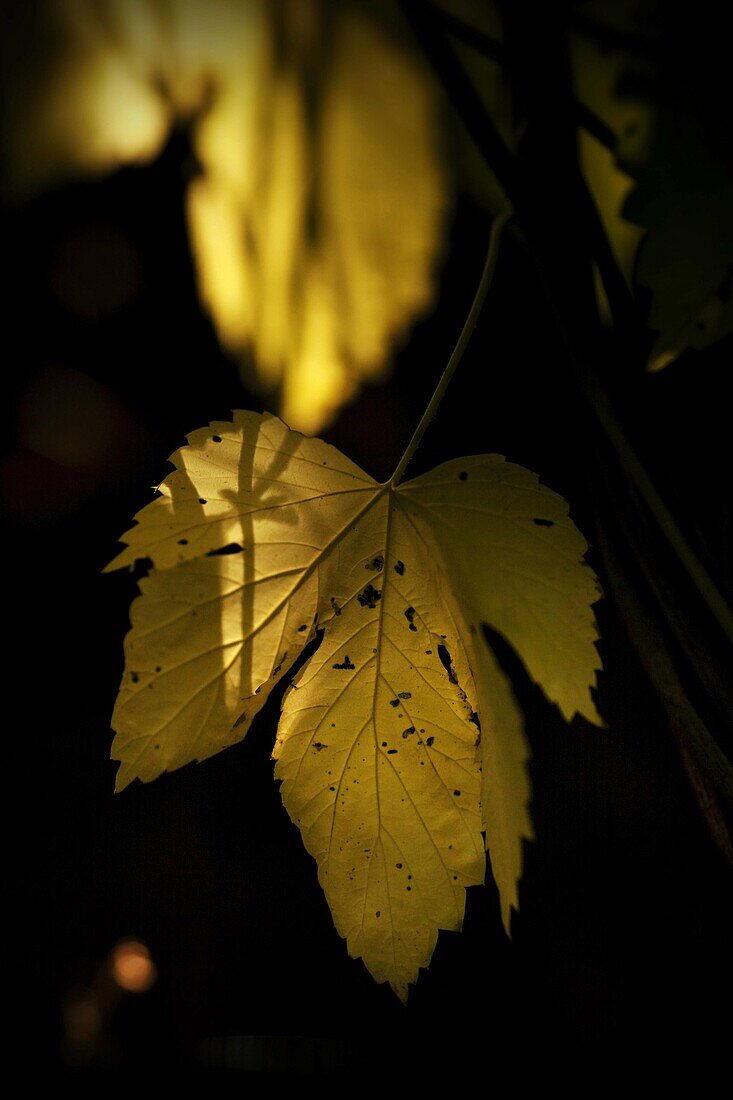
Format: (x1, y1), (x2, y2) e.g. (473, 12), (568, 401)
(390, 211), (510, 487)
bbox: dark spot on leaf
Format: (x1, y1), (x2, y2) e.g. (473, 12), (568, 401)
(155, 666), (162, 673)
(425, 736), (434, 747)
(396, 863), (403, 869)
(381, 741), (388, 747)
(398, 691), (411, 700)
(178, 538), (188, 545)
(365, 555), (384, 572)
(453, 790), (461, 796)
(390, 699), (399, 708)
(458, 471), (468, 481)
(394, 560), (405, 576)
(212, 435), (222, 443)
(376, 911), (381, 918)
(198, 498), (207, 504)
(407, 874), (412, 880)
(154, 744), (160, 750)
(425, 649), (432, 655)
(453, 875), (458, 881)
(313, 742), (327, 751)
(533, 517), (554, 527)
(329, 786), (335, 791)
(332, 655), (355, 670)
(387, 749), (398, 755)
(330, 597), (341, 616)
(207, 543), (244, 556)
(298, 623), (308, 632)
(402, 727), (415, 739)
(130, 672), (139, 683)
(406, 885), (412, 891)
(358, 583), (382, 608)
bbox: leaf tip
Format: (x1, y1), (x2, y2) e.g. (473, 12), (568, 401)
(390, 979), (410, 1005)
(500, 899), (516, 940)
(647, 348), (678, 372)
(113, 765), (133, 794)
(102, 549), (126, 573)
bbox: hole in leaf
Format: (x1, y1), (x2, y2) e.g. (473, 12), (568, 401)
(332, 655), (355, 670)
(207, 543), (244, 556)
(437, 644), (458, 684)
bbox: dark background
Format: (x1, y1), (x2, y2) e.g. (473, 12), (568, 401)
(3, 6), (733, 1084)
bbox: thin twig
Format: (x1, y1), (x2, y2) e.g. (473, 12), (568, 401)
(427, 1), (618, 152)
(595, 520), (733, 806)
(426, 2), (505, 62)
(398, 0), (522, 201)
(391, 213), (510, 487)
(399, 1), (632, 331)
(570, 12), (661, 61)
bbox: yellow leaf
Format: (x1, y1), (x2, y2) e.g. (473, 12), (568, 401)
(399, 457), (602, 927)
(10, 0), (446, 432)
(274, 492), (484, 1000)
(109, 412), (601, 995)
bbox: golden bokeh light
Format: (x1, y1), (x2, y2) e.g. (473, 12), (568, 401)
(110, 939), (157, 993)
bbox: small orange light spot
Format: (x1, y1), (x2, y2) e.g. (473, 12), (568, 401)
(111, 939), (156, 993)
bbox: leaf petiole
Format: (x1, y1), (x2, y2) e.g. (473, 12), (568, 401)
(390, 210), (510, 488)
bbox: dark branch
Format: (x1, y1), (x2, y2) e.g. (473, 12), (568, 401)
(426, 0), (619, 153)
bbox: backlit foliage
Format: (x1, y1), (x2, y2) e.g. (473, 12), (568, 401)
(10, 0), (446, 431)
(108, 412), (602, 997)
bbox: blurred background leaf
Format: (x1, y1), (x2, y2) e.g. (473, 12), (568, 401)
(570, 0), (733, 368)
(3, 0), (448, 432)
